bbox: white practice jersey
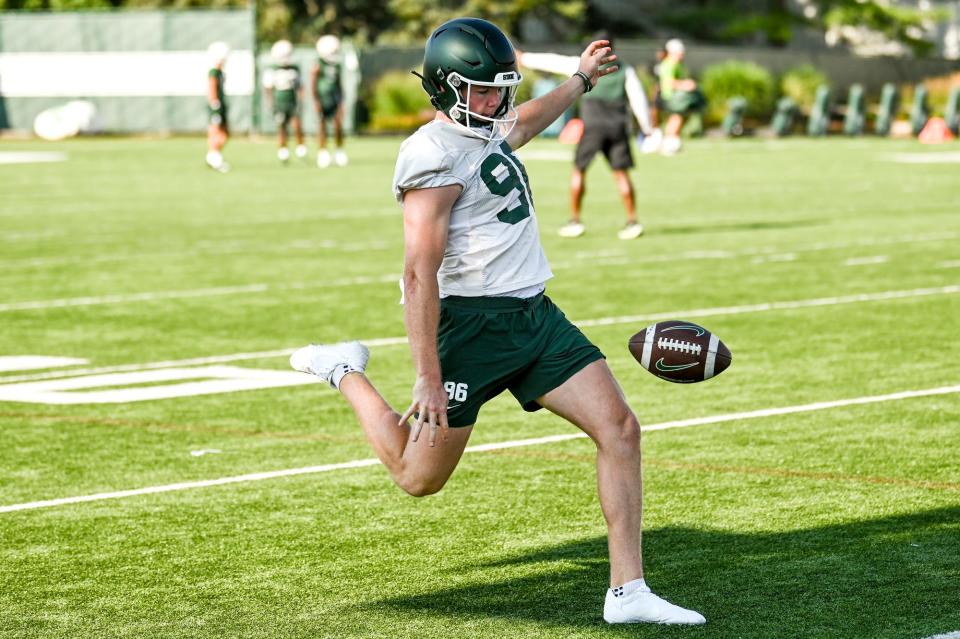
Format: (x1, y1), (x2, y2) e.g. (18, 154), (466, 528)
(393, 121), (553, 298)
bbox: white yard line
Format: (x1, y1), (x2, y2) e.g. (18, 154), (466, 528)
(0, 152), (67, 165)
(0, 275), (398, 312)
(844, 255), (889, 266)
(1, 284), (956, 384)
(575, 285), (960, 329)
(2, 383), (958, 514)
(919, 633), (960, 639)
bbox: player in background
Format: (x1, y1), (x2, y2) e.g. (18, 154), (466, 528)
(289, 18), (706, 626)
(518, 32), (652, 240)
(205, 41), (231, 173)
(263, 40), (307, 163)
(657, 38), (706, 156)
(312, 35), (348, 168)
(639, 45), (666, 154)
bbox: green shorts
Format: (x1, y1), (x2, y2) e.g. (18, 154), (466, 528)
(437, 293), (604, 428)
(273, 103), (300, 125)
(208, 106), (228, 128)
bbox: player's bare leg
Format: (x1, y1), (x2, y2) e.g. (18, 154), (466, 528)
(277, 123), (290, 162)
(206, 124), (229, 172)
(570, 167), (585, 224)
(559, 168), (587, 237)
(662, 113), (684, 156)
(332, 107), (347, 166)
(537, 359), (643, 585)
(537, 359), (704, 624)
(290, 343), (471, 496)
(293, 116), (308, 160)
(612, 170), (643, 239)
(339, 374), (472, 495)
(317, 115), (332, 167)
(611, 169), (638, 224)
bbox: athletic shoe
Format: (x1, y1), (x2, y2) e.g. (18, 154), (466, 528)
(317, 149), (332, 168)
(205, 151), (229, 173)
(603, 583), (706, 625)
(334, 149), (349, 167)
(618, 221), (644, 240)
(289, 341), (369, 389)
(295, 144), (308, 159)
(639, 128), (663, 154)
(278, 147), (290, 163)
(660, 136), (682, 156)
(558, 221), (585, 238)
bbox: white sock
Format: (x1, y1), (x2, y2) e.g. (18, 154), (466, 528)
(278, 147), (290, 161)
(206, 150), (222, 167)
(612, 578), (650, 597)
(295, 144), (308, 158)
(329, 363), (358, 389)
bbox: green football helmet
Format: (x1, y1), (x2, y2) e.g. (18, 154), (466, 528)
(418, 18), (522, 140)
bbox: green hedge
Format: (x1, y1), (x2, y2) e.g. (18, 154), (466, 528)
(365, 69), (539, 133)
(365, 70), (432, 132)
(780, 64), (829, 111)
(700, 60), (776, 124)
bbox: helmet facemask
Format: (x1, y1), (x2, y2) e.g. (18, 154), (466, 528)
(443, 70), (521, 142)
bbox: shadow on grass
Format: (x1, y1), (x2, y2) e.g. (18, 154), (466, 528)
(374, 505), (960, 638)
(658, 218), (826, 236)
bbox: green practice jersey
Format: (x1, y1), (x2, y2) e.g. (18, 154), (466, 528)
(265, 64), (301, 109)
(582, 63), (625, 103)
(658, 58), (687, 99)
(315, 58), (341, 98)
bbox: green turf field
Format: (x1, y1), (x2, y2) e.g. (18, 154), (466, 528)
(1, 135), (958, 638)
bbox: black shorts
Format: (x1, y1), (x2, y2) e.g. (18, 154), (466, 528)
(575, 100), (634, 171)
(436, 293), (605, 427)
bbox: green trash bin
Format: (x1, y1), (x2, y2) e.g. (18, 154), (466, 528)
(910, 84), (929, 136)
(945, 86), (960, 136)
(875, 83), (899, 136)
(843, 84), (865, 136)
(722, 96), (748, 137)
(807, 85), (831, 137)
(771, 97), (797, 137)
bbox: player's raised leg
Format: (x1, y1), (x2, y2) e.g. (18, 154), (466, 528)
(536, 359), (705, 625)
(290, 342), (472, 496)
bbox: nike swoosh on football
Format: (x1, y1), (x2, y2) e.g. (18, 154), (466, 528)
(655, 358), (699, 372)
(660, 324), (705, 336)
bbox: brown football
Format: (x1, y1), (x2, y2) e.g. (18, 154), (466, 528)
(628, 320), (732, 383)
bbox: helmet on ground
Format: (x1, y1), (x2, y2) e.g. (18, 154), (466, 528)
(316, 35), (341, 61)
(271, 40), (293, 63)
(207, 41), (230, 66)
(418, 17), (522, 141)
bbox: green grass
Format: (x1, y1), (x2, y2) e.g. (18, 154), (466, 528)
(1, 135), (959, 638)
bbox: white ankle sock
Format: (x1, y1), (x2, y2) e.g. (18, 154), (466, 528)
(329, 363), (356, 389)
(612, 578), (650, 597)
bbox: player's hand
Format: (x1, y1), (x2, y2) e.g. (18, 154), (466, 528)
(399, 375), (450, 447)
(578, 40), (619, 89)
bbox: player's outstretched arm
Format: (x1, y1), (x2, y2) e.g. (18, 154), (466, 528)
(506, 40), (617, 149)
(399, 185), (460, 447)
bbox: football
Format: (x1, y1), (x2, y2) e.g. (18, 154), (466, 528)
(628, 320), (732, 383)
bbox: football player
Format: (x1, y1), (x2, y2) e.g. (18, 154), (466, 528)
(519, 32), (652, 240)
(263, 40), (307, 163)
(290, 18), (705, 626)
(205, 41), (230, 173)
(311, 35), (348, 168)
(657, 39), (706, 155)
